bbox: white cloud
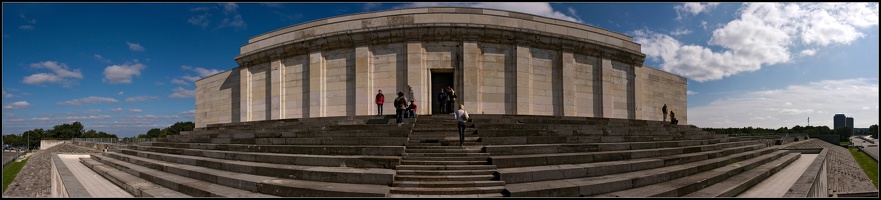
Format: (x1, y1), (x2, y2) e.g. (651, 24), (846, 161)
(363, 3), (381, 11)
(397, 2), (583, 23)
(636, 3), (879, 82)
(64, 115), (111, 120)
(84, 109), (102, 114)
(181, 76), (201, 82)
(675, 2), (721, 20)
(3, 101), (31, 109)
(126, 41), (145, 52)
(181, 65), (222, 77)
(669, 28), (692, 36)
(31, 117), (49, 121)
(58, 96), (119, 106)
(188, 13), (211, 28)
(191, 3), (246, 30)
(799, 49), (817, 56)
(180, 109), (196, 119)
(124, 96), (159, 102)
(129, 109), (142, 113)
(118, 91), (124, 95)
(94, 54), (112, 63)
(687, 90), (699, 95)
(260, 3), (284, 8)
(169, 87), (196, 98)
(22, 61), (83, 86)
(111, 107), (123, 112)
(171, 79), (191, 86)
(19, 25), (34, 30)
(3, 89), (13, 98)
(690, 78), (879, 128)
(103, 63), (146, 84)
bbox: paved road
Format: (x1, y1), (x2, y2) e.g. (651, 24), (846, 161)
(849, 136), (879, 162)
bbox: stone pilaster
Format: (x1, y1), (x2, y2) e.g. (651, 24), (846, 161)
(601, 58), (613, 118)
(406, 42), (427, 115)
(561, 51), (576, 116)
(515, 45), (532, 115)
(270, 56), (284, 120)
(355, 46), (372, 116)
(633, 65), (643, 120)
(239, 67), (251, 122)
(462, 41), (480, 112)
(309, 51), (325, 118)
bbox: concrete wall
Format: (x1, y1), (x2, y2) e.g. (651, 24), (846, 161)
(635, 66), (688, 125)
(195, 70), (239, 128)
(40, 140), (67, 150)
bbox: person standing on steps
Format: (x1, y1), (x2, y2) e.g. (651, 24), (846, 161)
(662, 103), (668, 122)
(438, 87), (448, 114)
(447, 86), (457, 114)
(669, 110), (677, 125)
(394, 92), (408, 126)
(454, 104), (470, 147)
(406, 100), (418, 118)
(375, 90), (385, 116)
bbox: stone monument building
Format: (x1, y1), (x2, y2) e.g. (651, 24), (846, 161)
(195, 7), (687, 128)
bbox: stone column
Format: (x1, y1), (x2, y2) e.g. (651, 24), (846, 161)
(633, 65), (643, 120)
(407, 42), (427, 115)
(355, 46), (372, 116)
(462, 41), (480, 112)
(601, 58), (614, 118)
(270, 55), (284, 120)
(561, 51), (576, 116)
(309, 51), (325, 118)
(239, 66), (251, 122)
(515, 45), (532, 115)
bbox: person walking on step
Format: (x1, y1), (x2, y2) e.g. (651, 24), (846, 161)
(662, 103), (668, 122)
(394, 92), (408, 126)
(454, 104), (470, 147)
(447, 86), (457, 114)
(406, 100), (418, 118)
(438, 87), (448, 114)
(375, 90), (385, 116)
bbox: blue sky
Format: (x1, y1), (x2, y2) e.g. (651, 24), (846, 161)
(2, 2), (878, 137)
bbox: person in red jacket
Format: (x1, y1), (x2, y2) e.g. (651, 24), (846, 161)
(375, 90), (385, 116)
(406, 100), (417, 118)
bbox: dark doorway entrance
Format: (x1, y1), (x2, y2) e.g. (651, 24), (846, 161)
(431, 71), (454, 115)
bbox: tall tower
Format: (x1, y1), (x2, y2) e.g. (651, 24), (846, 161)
(834, 114), (846, 129)
(846, 117), (854, 129)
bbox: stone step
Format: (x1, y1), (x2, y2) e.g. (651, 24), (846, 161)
(485, 139), (739, 155)
(92, 153), (389, 197)
(395, 175), (496, 182)
(405, 146), (481, 150)
(80, 157), (192, 197)
(387, 193), (504, 197)
(407, 141), (481, 146)
(395, 165), (498, 170)
(405, 148), (482, 153)
(403, 156), (489, 161)
(502, 146), (781, 197)
(126, 145), (399, 169)
(490, 142), (764, 168)
(685, 153), (801, 197)
(90, 154), (277, 197)
(392, 180), (505, 188)
(402, 153), (490, 157)
(594, 151), (798, 197)
(389, 186), (505, 195)
(482, 135), (727, 145)
(495, 143), (768, 184)
(142, 142), (404, 156)
(254, 137), (409, 146)
(112, 149), (395, 185)
(396, 169), (497, 176)
(400, 160), (489, 165)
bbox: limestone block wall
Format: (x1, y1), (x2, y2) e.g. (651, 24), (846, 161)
(283, 55), (308, 119)
(572, 54), (602, 117)
(195, 70), (238, 128)
(635, 66), (687, 125)
(476, 43), (515, 115)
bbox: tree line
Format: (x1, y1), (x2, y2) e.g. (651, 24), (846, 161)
(2, 121), (194, 150)
(702, 124), (880, 141)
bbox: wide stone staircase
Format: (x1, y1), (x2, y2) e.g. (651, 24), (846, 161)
(389, 114), (505, 197)
(77, 114), (818, 197)
(80, 116), (409, 197)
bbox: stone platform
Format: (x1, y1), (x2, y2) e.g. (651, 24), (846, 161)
(74, 114), (842, 197)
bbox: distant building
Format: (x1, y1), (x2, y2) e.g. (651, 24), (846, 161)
(846, 117), (854, 129)
(834, 114), (846, 129)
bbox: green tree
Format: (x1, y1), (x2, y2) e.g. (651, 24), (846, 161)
(835, 126), (853, 142)
(146, 128), (162, 138)
(870, 124), (878, 139)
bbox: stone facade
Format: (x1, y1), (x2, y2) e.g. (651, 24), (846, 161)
(195, 7), (688, 128)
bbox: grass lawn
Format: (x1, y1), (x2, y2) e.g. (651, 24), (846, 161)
(2, 158), (29, 193)
(848, 147), (879, 188)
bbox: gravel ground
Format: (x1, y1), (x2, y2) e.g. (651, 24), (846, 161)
(2, 143), (100, 197)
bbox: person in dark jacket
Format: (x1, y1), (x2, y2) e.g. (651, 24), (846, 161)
(394, 92), (408, 126)
(438, 88), (447, 114)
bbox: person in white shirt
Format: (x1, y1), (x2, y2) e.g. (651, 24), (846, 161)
(454, 104), (470, 147)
